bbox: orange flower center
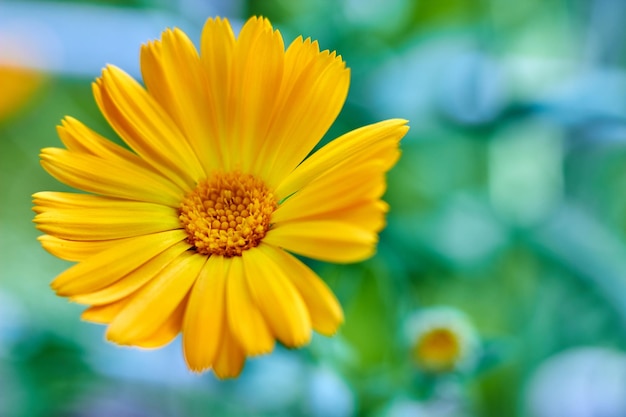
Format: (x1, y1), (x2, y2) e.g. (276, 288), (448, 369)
(179, 172), (276, 257)
(413, 327), (461, 372)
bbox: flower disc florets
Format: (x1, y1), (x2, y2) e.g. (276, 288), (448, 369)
(179, 172), (276, 257)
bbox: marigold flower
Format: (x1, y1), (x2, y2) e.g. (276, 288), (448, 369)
(33, 16), (409, 378)
(405, 307), (479, 373)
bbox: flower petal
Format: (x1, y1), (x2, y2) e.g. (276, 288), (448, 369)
(70, 241), (190, 305)
(133, 294), (188, 348)
(40, 148), (184, 207)
(33, 191), (170, 211)
(141, 29), (220, 173)
(57, 117), (150, 170)
(226, 255), (274, 356)
(228, 16), (284, 173)
(94, 65), (205, 190)
(258, 39), (350, 188)
(37, 235), (137, 262)
(81, 296), (131, 324)
(51, 229), (188, 296)
(106, 251), (205, 345)
(182, 255), (227, 372)
(212, 319), (246, 379)
(33, 193), (181, 241)
(276, 119), (409, 199)
(83, 292), (186, 348)
(272, 160), (388, 225)
(199, 17), (235, 169)
(242, 245), (311, 347)
(263, 221), (377, 263)
(258, 245), (343, 336)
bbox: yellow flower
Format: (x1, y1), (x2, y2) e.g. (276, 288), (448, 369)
(33, 16), (409, 378)
(405, 307), (479, 373)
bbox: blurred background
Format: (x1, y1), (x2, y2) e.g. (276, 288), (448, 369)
(1, 0), (626, 416)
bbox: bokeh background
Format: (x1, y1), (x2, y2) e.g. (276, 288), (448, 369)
(2, 0), (626, 416)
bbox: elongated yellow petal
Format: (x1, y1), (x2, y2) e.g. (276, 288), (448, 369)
(242, 246), (311, 347)
(133, 294), (188, 348)
(226, 255), (274, 356)
(258, 244), (343, 336)
(314, 201), (389, 232)
(94, 65), (204, 190)
(40, 148), (184, 207)
(37, 235), (138, 262)
(106, 251), (205, 345)
(229, 16), (284, 173)
(264, 221), (377, 263)
(81, 296), (131, 324)
(141, 29), (220, 173)
(70, 241), (190, 305)
(57, 117), (151, 170)
(200, 17), (235, 169)
(34, 200), (180, 241)
(276, 119), (408, 199)
(281, 37), (321, 98)
(33, 191), (142, 210)
(259, 46), (349, 187)
(34, 212), (178, 241)
(51, 229), (187, 296)
(272, 161), (387, 224)
(183, 255), (227, 372)
(212, 319), (246, 379)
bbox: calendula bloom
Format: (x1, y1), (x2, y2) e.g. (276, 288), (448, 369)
(34, 16), (409, 378)
(405, 307), (479, 373)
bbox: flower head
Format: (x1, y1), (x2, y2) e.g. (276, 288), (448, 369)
(405, 307), (479, 373)
(34, 16), (408, 378)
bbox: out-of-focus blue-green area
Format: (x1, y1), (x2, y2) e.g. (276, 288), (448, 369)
(1, 0), (626, 416)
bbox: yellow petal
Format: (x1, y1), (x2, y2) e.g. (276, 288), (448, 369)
(182, 255), (227, 372)
(106, 251), (205, 345)
(37, 235), (137, 262)
(242, 246), (311, 347)
(276, 119), (409, 199)
(81, 296), (131, 324)
(51, 229), (188, 296)
(200, 17), (235, 169)
(226, 255), (274, 356)
(263, 221), (377, 263)
(40, 148), (184, 207)
(259, 43), (350, 188)
(141, 29), (220, 173)
(281, 37), (322, 97)
(258, 245), (343, 336)
(94, 65), (204, 190)
(212, 319), (246, 379)
(272, 161), (387, 225)
(57, 117), (151, 170)
(133, 294), (188, 348)
(70, 241), (190, 305)
(315, 200), (389, 232)
(33, 195), (181, 241)
(229, 16), (284, 173)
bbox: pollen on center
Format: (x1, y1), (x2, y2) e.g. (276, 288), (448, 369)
(179, 172), (277, 257)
